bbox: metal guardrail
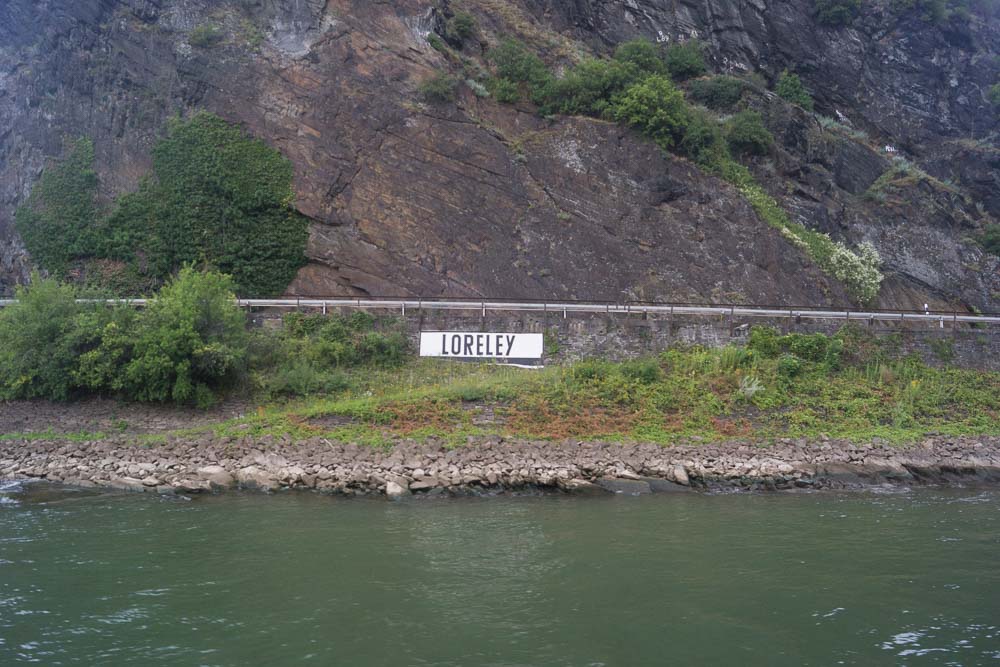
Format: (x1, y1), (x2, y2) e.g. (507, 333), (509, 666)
(1, 297), (997, 325)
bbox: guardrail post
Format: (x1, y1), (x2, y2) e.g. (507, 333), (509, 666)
(322, 301), (327, 315)
(402, 302), (406, 317)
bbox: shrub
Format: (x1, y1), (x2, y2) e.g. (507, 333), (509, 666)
(420, 73), (459, 102)
(747, 326), (782, 358)
(990, 83), (1000, 108)
(979, 224), (1000, 256)
(490, 77), (520, 103)
(14, 138), (98, 278)
(0, 275), (85, 400)
(725, 110), (774, 156)
(189, 24), (224, 48)
(680, 107), (726, 166)
(687, 76), (745, 110)
(620, 358), (663, 384)
(488, 39), (552, 103)
(443, 12), (476, 47)
(611, 75), (691, 149)
(613, 39), (666, 76)
(545, 58), (642, 116)
(825, 240), (883, 303)
(775, 70), (814, 110)
(814, 0), (862, 26)
(777, 353), (803, 378)
(664, 40), (706, 81)
(123, 267), (248, 404)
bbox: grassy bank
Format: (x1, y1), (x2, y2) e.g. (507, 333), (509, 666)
(204, 328), (1000, 448)
(2, 271), (997, 448)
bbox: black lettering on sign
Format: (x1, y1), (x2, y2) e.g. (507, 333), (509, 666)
(506, 335), (515, 356)
(485, 335), (493, 356)
(496, 334), (505, 356)
(450, 334), (462, 356)
(476, 336), (484, 356)
(441, 334), (447, 355)
(464, 334), (474, 356)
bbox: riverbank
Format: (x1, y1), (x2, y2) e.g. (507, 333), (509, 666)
(3, 433), (1000, 496)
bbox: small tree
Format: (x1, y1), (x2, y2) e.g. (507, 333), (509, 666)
(0, 274), (82, 400)
(687, 76), (745, 111)
(611, 76), (692, 149)
(124, 268), (248, 405)
(613, 39), (666, 76)
(726, 111), (774, 156)
(775, 70), (814, 110)
(665, 40), (706, 81)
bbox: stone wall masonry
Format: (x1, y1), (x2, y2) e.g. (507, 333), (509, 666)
(250, 307), (1000, 371)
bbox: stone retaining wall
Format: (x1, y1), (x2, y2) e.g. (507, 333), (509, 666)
(251, 308), (1000, 370)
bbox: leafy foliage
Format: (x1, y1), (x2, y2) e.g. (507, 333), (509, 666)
(17, 113), (309, 296)
(611, 75), (691, 149)
(443, 12), (477, 47)
(664, 40), (706, 81)
(544, 58), (643, 116)
(977, 224), (1000, 256)
(420, 73), (459, 102)
(487, 39), (552, 104)
(0, 274), (87, 400)
(14, 138), (98, 278)
(775, 70), (814, 110)
(613, 39), (666, 76)
(687, 76), (745, 111)
(122, 268), (248, 405)
(814, 0), (862, 26)
(725, 110), (774, 156)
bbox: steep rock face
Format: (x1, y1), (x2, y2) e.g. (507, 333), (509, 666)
(0, 0), (997, 310)
(524, 0), (998, 149)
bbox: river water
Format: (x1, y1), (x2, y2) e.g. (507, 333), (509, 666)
(1, 482), (999, 666)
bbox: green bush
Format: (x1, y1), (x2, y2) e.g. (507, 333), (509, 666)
(979, 224), (1000, 256)
(190, 24), (224, 48)
(545, 58), (642, 116)
(123, 267), (248, 404)
(664, 40), (706, 81)
(747, 326), (782, 358)
(620, 358), (663, 384)
(488, 39), (552, 104)
(420, 73), (459, 102)
(814, 0), (862, 26)
(613, 39), (666, 76)
(725, 110), (774, 156)
(680, 108), (726, 166)
(0, 275), (86, 400)
(14, 138), (98, 278)
(777, 353), (803, 378)
(687, 76), (745, 111)
(611, 75), (691, 149)
(444, 12), (477, 47)
(775, 70), (814, 111)
(490, 77), (520, 103)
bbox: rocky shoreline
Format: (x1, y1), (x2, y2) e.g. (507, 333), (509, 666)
(3, 434), (1000, 498)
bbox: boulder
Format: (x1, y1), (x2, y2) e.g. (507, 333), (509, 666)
(385, 480), (410, 498)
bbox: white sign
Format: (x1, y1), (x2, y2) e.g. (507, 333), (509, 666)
(419, 331), (544, 359)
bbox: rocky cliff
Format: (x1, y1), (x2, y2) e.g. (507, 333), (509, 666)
(0, 0), (997, 309)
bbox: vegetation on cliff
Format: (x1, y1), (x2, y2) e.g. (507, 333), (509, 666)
(15, 113), (309, 296)
(481, 37), (883, 302)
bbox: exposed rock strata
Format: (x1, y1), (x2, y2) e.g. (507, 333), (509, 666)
(0, 0), (997, 310)
(3, 435), (1000, 497)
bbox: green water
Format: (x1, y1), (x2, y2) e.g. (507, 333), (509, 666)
(1, 484), (999, 666)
